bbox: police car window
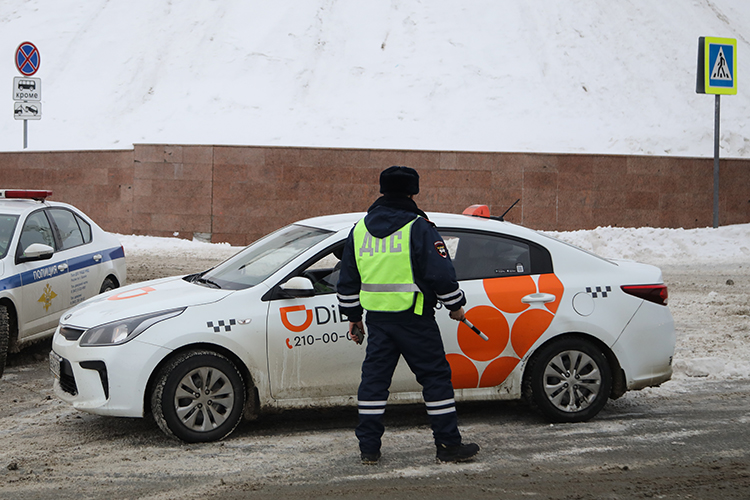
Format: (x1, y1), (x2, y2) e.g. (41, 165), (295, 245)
(48, 209), (85, 250)
(199, 224), (333, 290)
(0, 215), (19, 259)
(75, 213), (92, 243)
(439, 230), (533, 280)
(19, 211), (55, 252)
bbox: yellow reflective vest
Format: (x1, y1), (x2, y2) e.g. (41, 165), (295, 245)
(353, 218), (424, 315)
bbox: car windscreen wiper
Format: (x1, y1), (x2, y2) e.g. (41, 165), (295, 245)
(195, 277), (221, 289)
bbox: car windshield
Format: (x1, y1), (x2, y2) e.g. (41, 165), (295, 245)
(197, 224), (334, 290)
(0, 214), (19, 260)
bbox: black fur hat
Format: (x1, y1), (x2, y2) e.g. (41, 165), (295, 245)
(379, 166), (419, 195)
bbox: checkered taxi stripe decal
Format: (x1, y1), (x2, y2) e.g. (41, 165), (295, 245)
(586, 286), (612, 298)
(207, 319), (236, 332)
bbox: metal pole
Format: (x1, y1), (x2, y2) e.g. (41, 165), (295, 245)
(23, 119), (28, 149)
(713, 94), (720, 228)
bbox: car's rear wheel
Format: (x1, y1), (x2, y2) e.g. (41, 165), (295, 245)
(0, 305), (9, 379)
(526, 337), (612, 423)
(151, 350), (246, 442)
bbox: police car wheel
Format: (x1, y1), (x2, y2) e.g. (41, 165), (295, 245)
(0, 305), (9, 379)
(151, 350), (246, 443)
(99, 277), (117, 294)
(526, 337), (612, 423)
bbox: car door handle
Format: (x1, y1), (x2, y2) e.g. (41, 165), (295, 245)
(93, 254), (102, 262)
(522, 293), (556, 304)
(57, 263), (69, 272)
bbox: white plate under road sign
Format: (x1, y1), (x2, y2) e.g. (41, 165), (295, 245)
(13, 76), (41, 101)
(14, 101), (41, 120)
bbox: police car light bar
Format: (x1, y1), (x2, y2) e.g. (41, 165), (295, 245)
(0, 189), (53, 201)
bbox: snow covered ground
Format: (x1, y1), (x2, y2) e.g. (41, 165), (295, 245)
(1, 1), (748, 157)
(118, 223), (750, 390)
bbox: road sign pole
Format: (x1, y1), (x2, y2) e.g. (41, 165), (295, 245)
(713, 95), (720, 228)
(23, 119), (28, 149)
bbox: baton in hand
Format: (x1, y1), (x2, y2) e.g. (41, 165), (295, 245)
(461, 318), (489, 341)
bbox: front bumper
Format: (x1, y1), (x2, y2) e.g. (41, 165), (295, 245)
(51, 331), (172, 418)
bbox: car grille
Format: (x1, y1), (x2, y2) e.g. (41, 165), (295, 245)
(60, 326), (85, 341)
(59, 358), (78, 396)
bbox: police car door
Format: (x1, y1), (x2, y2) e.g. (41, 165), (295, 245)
(17, 209), (71, 336)
(46, 208), (99, 307)
(266, 244), (363, 400)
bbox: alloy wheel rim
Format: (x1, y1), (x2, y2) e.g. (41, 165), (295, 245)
(174, 366), (235, 432)
(542, 349), (601, 413)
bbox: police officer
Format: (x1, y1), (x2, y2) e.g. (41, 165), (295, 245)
(337, 165), (480, 465)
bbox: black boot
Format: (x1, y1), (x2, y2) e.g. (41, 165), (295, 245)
(436, 442), (480, 463)
(360, 451), (381, 465)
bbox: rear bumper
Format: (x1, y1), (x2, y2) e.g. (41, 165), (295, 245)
(612, 301), (675, 391)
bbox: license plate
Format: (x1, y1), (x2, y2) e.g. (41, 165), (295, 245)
(49, 351), (62, 379)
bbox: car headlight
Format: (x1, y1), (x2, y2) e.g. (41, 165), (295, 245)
(79, 308), (185, 346)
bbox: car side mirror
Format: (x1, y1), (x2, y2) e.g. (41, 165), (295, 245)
(280, 276), (315, 298)
(18, 243), (54, 263)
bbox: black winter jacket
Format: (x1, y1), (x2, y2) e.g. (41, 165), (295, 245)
(336, 195), (466, 323)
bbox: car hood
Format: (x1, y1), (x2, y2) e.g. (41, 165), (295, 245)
(63, 276), (234, 328)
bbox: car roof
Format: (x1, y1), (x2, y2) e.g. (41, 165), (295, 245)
(294, 210), (541, 241)
(0, 199), (53, 216)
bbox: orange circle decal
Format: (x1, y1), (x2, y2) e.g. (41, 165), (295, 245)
(457, 306), (508, 362)
(484, 275), (537, 314)
(447, 353), (479, 389)
(539, 273), (564, 314)
(479, 357), (520, 387)
(511, 308), (554, 358)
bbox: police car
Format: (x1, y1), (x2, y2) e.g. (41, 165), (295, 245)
(0, 189), (126, 378)
(51, 206), (674, 443)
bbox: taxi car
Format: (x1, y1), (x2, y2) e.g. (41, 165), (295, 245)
(51, 206), (674, 443)
(0, 189), (126, 378)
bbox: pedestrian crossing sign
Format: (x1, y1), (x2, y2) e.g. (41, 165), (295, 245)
(696, 37), (737, 95)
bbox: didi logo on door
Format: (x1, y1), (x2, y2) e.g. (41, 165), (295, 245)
(279, 305), (313, 332)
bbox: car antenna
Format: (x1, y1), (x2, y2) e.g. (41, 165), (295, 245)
(498, 199), (520, 221)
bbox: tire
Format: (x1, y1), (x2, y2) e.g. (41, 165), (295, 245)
(99, 277), (117, 294)
(526, 337), (612, 423)
(151, 350), (246, 443)
(0, 305), (9, 379)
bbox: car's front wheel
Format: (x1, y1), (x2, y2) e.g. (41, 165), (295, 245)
(151, 350), (246, 442)
(525, 337), (612, 423)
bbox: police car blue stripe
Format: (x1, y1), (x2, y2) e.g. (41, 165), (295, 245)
(0, 245), (124, 291)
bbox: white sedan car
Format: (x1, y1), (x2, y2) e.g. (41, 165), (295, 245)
(51, 207), (674, 442)
(0, 189), (126, 378)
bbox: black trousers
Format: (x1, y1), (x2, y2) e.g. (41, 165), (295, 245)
(356, 315), (462, 454)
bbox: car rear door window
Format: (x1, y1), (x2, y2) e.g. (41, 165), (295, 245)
(439, 230), (552, 280)
(48, 209), (87, 250)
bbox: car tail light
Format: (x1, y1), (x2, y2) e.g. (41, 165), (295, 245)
(621, 284), (669, 306)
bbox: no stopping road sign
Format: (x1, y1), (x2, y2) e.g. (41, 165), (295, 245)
(15, 42), (41, 76)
